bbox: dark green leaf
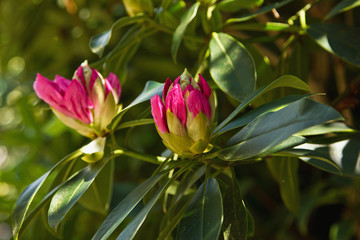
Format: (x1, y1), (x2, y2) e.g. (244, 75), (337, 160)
(78, 159), (114, 214)
(297, 122), (356, 136)
(225, 0), (294, 23)
(209, 32), (256, 101)
(48, 157), (110, 230)
(213, 75), (310, 135)
(89, 15), (146, 57)
(12, 150), (82, 240)
(326, 0), (360, 19)
(217, 0), (263, 12)
(177, 178), (223, 240)
(92, 172), (168, 240)
(171, 2), (200, 63)
(218, 98), (343, 160)
(117, 118), (154, 130)
(281, 136), (360, 177)
(307, 23), (360, 66)
(216, 94), (312, 136)
(266, 157), (300, 215)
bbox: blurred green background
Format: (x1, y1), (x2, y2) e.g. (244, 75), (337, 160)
(1, 0), (360, 239)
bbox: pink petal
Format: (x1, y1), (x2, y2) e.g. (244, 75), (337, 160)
(187, 89), (211, 119)
(63, 80), (93, 124)
(75, 66), (86, 87)
(151, 95), (168, 133)
(165, 84), (187, 126)
(163, 78), (172, 100)
(54, 75), (71, 95)
(198, 74), (211, 99)
(182, 84), (194, 96)
(173, 76), (180, 85)
(106, 73), (121, 99)
(89, 68), (100, 90)
(34, 74), (65, 106)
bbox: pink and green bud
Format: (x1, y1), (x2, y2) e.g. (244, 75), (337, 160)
(33, 61), (121, 138)
(150, 69), (215, 158)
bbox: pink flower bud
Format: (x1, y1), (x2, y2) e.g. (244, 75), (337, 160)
(150, 69), (215, 157)
(34, 61), (121, 138)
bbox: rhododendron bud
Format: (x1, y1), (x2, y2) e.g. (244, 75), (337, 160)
(34, 61), (121, 138)
(151, 69), (215, 158)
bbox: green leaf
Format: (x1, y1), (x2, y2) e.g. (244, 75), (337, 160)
(12, 150), (82, 240)
(326, 0), (360, 19)
(282, 136), (360, 177)
(307, 23), (360, 66)
(48, 157), (110, 230)
(209, 32), (256, 101)
(266, 157), (300, 216)
(225, 0), (294, 23)
(218, 98), (343, 161)
(171, 2), (200, 63)
(218, 171), (248, 240)
(78, 159), (114, 214)
(216, 94), (313, 136)
(213, 75), (310, 135)
(296, 122), (356, 136)
(92, 172), (168, 240)
(217, 0), (263, 12)
(117, 118), (154, 130)
(176, 178), (223, 240)
(109, 81), (164, 130)
(89, 15), (146, 57)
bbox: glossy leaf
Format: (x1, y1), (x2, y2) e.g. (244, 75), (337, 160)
(297, 122), (356, 136)
(176, 178), (223, 240)
(48, 157), (110, 230)
(78, 159), (114, 214)
(92, 172), (167, 240)
(326, 0), (360, 19)
(171, 2), (200, 63)
(89, 15), (146, 57)
(225, 0), (294, 23)
(12, 150), (82, 240)
(213, 75), (310, 135)
(282, 136), (360, 176)
(217, 0), (263, 12)
(209, 32), (256, 101)
(216, 94), (312, 136)
(218, 98), (343, 161)
(266, 157), (300, 216)
(109, 81), (164, 130)
(307, 23), (360, 66)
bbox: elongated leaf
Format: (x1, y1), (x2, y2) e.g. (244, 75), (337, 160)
(225, 0), (294, 23)
(48, 157), (110, 230)
(282, 136), (360, 176)
(217, 0), (263, 12)
(296, 122), (356, 136)
(216, 94), (312, 136)
(92, 172), (167, 240)
(89, 15), (146, 57)
(213, 75), (310, 134)
(78, 159), (114, 214)
(266, 157), (300, 216)
(12, 150), (82, 240)
(326, 0), (360, 19)
(171, 2), (200, 63)
(307, 23), (360, 66)
(218, 98), (343, 161)
(109, 81), (163, 130)
(177, 178), (223, 240)
(209, 32), (256, 101)
(117, 118), (154, 130)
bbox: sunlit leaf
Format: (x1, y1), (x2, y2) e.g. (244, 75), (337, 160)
(171, 2), (200, 63)
(326, 0), (360, 19)
(213, 75), (310, 135)
(48, 157), (110, 230)
(217, 0), (263, 12)
(209, 32), (256, 101)
(307, 23), (360, 66)
(12, 150), (82, 240)
(177, 178), (223, 240)
(217, 98), (343, 161)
